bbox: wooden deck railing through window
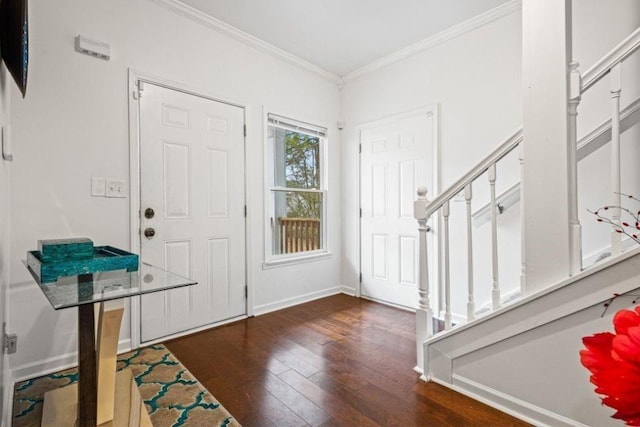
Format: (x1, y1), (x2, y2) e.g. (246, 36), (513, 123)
(279, 217), (321, 254)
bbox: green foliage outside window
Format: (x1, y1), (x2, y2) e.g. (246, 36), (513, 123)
(284, 131), (321, 219)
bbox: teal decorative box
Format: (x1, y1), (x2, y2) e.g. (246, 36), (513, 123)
(38, 238), (94, 262)
(26, 246), (139, 284)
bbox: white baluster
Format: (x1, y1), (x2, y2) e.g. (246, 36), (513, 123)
(568, 61), (583, 274)
(443, 200), (452, 330)
(488, 164), (500, 310)
(414, 187), (433, 374)
(464, 184), (475, 321)
(519, 142), (527, 294)
(610, 63), (622, 255)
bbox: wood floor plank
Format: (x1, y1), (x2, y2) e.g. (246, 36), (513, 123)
(263, 372), (331, 426)
(165, 294), (531, 427)
(278, 369), (380, 427)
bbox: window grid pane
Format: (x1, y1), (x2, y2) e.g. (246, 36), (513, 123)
(267, 115), (327, 259)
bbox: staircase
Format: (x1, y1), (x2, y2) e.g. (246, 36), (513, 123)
(413, 27), (640, 427)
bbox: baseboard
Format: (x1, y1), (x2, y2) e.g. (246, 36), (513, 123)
(340, 285), (356, 296)
(253, 286), (343, 316)
(11, 339), (131, 383)
(446, 374), (590, 427)
(141, 315), (248, 346)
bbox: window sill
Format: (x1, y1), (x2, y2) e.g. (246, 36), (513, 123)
(263, 251), (333, 269)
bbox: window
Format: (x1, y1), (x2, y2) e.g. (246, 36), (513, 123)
(266, 114), (328, 263)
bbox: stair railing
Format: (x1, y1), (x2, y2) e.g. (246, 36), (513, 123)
(573, 27), (640, 257)
(413, 26), (640, 374)
(413, 130), (523, 373)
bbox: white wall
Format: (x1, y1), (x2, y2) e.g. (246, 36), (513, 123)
(8, 0), (341, 378)
(341, 0), (640, 318)
(0, 63), (12, 423)
(340, 9), (524, 316)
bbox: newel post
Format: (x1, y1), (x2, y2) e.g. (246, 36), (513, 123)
(414, 187), (433, 376)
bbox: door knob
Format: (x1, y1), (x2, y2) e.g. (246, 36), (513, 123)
(144, 208), (155, 219)
(144, 228), (156, 239)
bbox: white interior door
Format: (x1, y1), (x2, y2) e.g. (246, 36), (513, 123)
(138, 82), (246, 342)
(360, 110), (437, 309)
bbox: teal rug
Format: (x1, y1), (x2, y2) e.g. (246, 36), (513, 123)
(13, 344), (240, 426)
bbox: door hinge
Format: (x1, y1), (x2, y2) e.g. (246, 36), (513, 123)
(359, 273), (362, 283)
(245, 286), (248, 298)
(359, 208), (362, 218)
(244, 205), (247, 217)
(133, 81), (144, 99)
(359, 144), (362, 153)
(3, 323), (17, 354)
(243, 125), (247, 137)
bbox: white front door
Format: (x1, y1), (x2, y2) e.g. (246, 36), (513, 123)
(138, 82), (246, 342)
(360, 110), (437, 309)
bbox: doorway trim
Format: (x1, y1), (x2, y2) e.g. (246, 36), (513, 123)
(127, 69), (251, 348)
(357, 105), (440, 312)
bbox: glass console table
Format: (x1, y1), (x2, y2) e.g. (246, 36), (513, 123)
(24, 261), (197, 427)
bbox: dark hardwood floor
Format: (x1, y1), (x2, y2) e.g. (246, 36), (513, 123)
(165, 294), (530, 427)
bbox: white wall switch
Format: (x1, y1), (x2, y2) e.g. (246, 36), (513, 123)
(106, 179), (126, 198)
(91, 177), (106, 197)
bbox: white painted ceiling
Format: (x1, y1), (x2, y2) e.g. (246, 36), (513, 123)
(179, 0), (511, 76)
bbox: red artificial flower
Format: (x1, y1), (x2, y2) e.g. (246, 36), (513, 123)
(580, 306), (640, 426)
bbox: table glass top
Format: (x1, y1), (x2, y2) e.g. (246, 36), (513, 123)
(24, 261), (197, 310)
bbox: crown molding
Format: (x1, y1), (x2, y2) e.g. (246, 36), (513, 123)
(148, 0), (342, 85)
(342, 0), (522, 82)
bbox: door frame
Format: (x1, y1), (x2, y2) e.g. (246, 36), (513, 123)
(127, 69), (251, 347)
(357, 105), (440, 312)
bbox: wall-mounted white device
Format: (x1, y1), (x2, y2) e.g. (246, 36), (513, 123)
(75, 35), (111, 61)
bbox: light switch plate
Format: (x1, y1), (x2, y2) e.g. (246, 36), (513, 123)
(106, 179), (126, 198)
(91, 177), (106, 197)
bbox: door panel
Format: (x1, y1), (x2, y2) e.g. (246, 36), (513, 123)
(139, 83), (246, 342)
(360, 111), (436, 309)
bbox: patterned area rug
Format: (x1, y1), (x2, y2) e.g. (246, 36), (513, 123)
(12, 344), (241, 426)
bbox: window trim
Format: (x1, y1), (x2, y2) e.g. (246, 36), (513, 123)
(263, 110), (330, 267)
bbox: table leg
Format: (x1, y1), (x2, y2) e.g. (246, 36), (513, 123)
(77, 274), (97, 427)
(42, 274), (152, 427)
(96, 299), (124, 424)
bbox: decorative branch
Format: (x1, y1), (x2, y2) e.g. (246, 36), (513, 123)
(589, 192), (640, 244)
(601, 292), (640, 317)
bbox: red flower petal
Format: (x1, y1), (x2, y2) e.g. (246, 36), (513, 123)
(614, 310), (640, 335)
(582, 310), (640, 425)
(612, 326), (640, 364)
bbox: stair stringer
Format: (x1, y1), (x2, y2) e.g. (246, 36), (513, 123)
(422, 247), (640, 427)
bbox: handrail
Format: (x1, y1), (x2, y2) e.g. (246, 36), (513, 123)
(582, 27), (640, 92)
(470, 95), (640, 225)
(577, 96), (640, 160)
(424, 129), (522, 218)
